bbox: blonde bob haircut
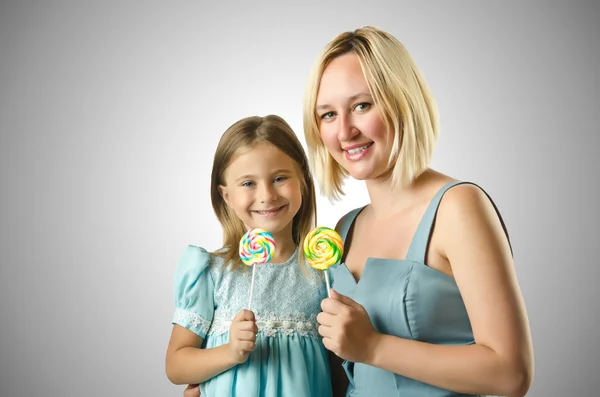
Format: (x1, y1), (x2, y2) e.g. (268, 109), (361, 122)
(210, 115), (317, 270)
(303, 26), (439, 200)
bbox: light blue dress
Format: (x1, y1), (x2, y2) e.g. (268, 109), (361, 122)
(172, 245), (333, 397)
(330, 181), (512, 397)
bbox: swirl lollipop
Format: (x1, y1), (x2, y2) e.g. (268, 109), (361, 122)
(303, 226), (344, 297)
(239, 228), (276, 309)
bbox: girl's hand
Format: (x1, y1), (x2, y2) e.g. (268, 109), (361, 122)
(183, 384), (200, 397)
(317, 289), (382, 364)
(228, 309), (258, 364)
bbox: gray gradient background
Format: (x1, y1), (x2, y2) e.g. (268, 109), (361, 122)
(0, 1), (598, 396)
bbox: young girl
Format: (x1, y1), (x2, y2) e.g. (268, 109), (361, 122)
(165, 115), (333, 397)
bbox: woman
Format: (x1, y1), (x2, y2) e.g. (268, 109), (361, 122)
(184, 25), (534, 397)
(304, 26), (533, 397)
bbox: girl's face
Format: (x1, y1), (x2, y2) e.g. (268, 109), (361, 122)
(218, 142), (303, 241)
(315, 53), (394, 181)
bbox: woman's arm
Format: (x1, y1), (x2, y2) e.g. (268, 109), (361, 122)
(166, 310), (258, 385)
(319, 185), (533, 397)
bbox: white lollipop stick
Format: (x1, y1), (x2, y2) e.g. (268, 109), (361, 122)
(248, 263), (256, 309)
(324, 270), (331, 298)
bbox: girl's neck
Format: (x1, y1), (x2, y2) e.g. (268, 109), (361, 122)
(270, 226), (297, 264)
(271, 240), (296, 264)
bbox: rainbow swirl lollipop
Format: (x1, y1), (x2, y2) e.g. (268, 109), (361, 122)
(239, 228), (276, 309)
(303, 226), (343, 297)
(239, 228), (275, 266)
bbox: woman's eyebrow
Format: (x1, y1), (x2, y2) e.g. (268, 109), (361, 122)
(316, 92), (372, 111)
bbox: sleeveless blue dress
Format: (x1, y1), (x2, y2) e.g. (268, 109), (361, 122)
(330, 181), (511, 396)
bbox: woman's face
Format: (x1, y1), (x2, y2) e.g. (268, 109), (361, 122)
(315, 53), (394, 181)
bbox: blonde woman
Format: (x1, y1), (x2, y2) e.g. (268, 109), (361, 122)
(305, 26), (533, 397)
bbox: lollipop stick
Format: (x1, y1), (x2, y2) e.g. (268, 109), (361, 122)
(248, 263), (256, 309)
(324, 269), (331, 298)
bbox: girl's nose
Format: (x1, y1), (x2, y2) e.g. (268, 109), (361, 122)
(259, 183), (278, 203)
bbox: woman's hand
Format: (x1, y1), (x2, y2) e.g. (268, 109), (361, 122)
(317, 289), (382, 364)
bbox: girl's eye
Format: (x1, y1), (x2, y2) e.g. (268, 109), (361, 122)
(354, 102), (371, 112)
(273, 176), (288, 183)
(241, 181), (255, 187)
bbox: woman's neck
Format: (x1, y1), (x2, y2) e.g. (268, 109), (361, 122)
(365, 168), (436, 218)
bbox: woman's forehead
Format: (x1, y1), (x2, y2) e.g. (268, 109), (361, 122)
(316, 53), (370, 106)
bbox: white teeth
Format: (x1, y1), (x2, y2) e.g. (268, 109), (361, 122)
(347, 143), (372, 155)
(255, 207), (282, 214)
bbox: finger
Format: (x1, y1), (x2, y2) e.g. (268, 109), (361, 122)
(316, 311), (336, 326)
(232, 310), (245, 322)
(317, 324), (333, 338)
(239, 340), (256, 352)
(236, 330), (257, 341)
(233, 309), (255, 322)
(242, 309), (255, 321)
(321, 337), (337, 354)
(330, 289), (363, 310)
(321, 296), (352, 315)
(237, 320), (258, 332)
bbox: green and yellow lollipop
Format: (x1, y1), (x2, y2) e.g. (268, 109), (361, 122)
(303, 226), (344, 297)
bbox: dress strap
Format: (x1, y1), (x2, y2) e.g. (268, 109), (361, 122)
(337, 206), (365, 243)
(405, 181), (513, 263)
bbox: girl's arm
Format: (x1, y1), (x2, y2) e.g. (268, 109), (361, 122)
(166, 310), (258, 385)
(319, 185), (533, 397)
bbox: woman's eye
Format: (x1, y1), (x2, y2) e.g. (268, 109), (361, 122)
(320, 111), (335, 120)
(241, 181), (255, 187)
(354, 102), (371, 111)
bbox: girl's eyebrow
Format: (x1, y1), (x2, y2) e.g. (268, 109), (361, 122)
(272, 168), (293, 174)
(235, 169), (293, 182)
(316, 92), (372, 111)
(235, 174), (255, 182)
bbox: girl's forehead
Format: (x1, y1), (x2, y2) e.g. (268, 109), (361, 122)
(234, 142), (285, 159)
(225, 142), (299, 175)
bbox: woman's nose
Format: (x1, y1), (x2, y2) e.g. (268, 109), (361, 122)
(337, 114), (359, 142)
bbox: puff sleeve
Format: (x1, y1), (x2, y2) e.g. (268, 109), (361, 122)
(171, 245), (215, 339)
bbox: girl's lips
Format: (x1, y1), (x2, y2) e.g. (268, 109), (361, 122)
(253, 205), (287, 217)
